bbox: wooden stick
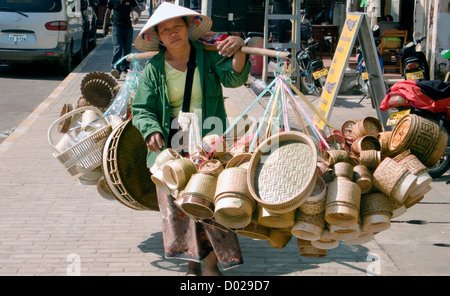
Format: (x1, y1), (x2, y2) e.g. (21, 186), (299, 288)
(126, 45), (291, 61)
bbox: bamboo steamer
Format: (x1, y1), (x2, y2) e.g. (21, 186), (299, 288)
(291, 210), (325, 241)
(353, 164), (373, 194)
(341, 119), (358, 141)
(325, 177), (361, 227)
(393, 152), (432, 198)
(389, 114), (448, 167)
(359, 150), (382, 170)
(373, 157), (418, 204)
(311, 228), (339, 250)
(214, 167), (253, 203)
(390, 199), (407, 219)
(257, 206), (295, 229)
(377, 131), (394, 157)
(201, 134), (227, 157)
(360, 193), (392, 233)
(179, 173), (217, 219)
(332, 162), (354, 180)
(214, 193), (254, 229)
(352, 116), (384, 139)
(247, 132), (318, 213)
(268, 228), (293, 249)
(198, 159), (224, 177)
(324, 149), (350, 166)
(162, 158), (197, 191)
(329, 222), (361, 241)
(297, 238), (327, 257)
(351, 135), (381, 155)
(299, 176), (327, 215)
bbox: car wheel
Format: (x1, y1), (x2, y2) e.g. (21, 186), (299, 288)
(59, 47), (73, 76)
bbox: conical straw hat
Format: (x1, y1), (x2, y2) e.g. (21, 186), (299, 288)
(135, 2), (212, 51)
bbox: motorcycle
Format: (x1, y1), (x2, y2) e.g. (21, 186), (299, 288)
(400, 36), (430, 81)
(356, 26), (385, 105)
(296, 41), (328, 100)
(381, 78), (450, 178)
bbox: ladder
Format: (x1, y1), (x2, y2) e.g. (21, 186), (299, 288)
(262, 0), (302, 82)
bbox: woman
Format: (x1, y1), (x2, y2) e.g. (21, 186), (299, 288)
(132, 3), (252, 276)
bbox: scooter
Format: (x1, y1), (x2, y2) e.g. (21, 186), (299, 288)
(296, 41), (328, 100)
(381, 77), (450, 178)
(400, 36), (430, 81)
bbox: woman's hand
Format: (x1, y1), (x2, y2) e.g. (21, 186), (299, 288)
(217, 36), (246, 57)
(146, 132), (165, 153)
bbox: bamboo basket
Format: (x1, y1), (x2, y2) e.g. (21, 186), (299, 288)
(247, 132), (318, 213)
(297, 239), (327, 257)
(360, 193), (392, 233)
(325, 177), (361, 227)
(352, 116), (384, 139)
(299, 176), (327, 215)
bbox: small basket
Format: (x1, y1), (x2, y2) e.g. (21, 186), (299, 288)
(291, 210), (325, 241)
(341, 119), (358, 141)
(80, 72), (119, 109)
(329, 223), (361, 241)
(325, 178), (361, 227)
(48, 106), (112, 178)
(360, 192), (392, 233)
(257, 206), (295, 229)
(359, 150), (381, 170)
(351, 135), (381, 155)
(353, 164), (373, 194)
(352, 117), (384, 139)
(299, 176), (327, 215)
(324, 149), (350, 166)
(235, 212), (271, 240)
(247, 132), (318, 213)
(268, 228), (293, 249)
(297, 238), (327, 257)
(311, 228), (339, 250)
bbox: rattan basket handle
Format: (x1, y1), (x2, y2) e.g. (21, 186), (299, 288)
(47, 106), (104, 148)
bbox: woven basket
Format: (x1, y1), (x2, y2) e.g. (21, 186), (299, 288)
(325, 177), (361, 227)
(198, 159), (224, 178)
(360, 193), (392, 233)
(332, 162), (354, 180)
(329, 223), (361, 241)
(268, 228), (293, 249)
(359, 150), (381, 170)
(377, 131), (394, 157)
(311, 228), (339, 250)
(341, 119), (358, 141)
(257, 206), (295, 229)
(291, 210), (325, 241)
(102, 119), (159, 211)
(49, 106), (112, 178)
(201, 134), (227, 157)
(297, 238), (327, 257)
(247, 131), (318, 213)
(351, 135), (381, 155)
(352, 117), (384, 139)
(179, 193), (215, 219)
(225, 153), (252, 169)
(162, 158), (198, 191)
(394, 152), (432, 198)
(150, 148), (181, 174)
(214, 193), (254, 229)
(353, 164), (373, 194)
(299, 176), (327, 215)
(215, 167), (252, 202)
(324, 149), (349, 166)
(389, 114), (448, 167)
(80, 72), (119, 109)
(373, 157), (418, 203)
(345, 229), (374, 245)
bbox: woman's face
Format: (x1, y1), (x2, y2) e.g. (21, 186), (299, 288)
(157, 17), (190, 50)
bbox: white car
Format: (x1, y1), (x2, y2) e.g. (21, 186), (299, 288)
(0, 0), (85, 75)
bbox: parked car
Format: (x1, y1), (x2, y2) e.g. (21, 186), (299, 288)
(0, 0), (91, 75)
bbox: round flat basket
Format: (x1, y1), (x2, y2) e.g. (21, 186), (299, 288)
(247, 132), (318, 213)
(102, 119), (158, 211)
(80, 72), (119, 109)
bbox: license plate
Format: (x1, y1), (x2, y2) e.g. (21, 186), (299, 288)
(361, 72), (369, 81)
(8, 33), (28, 44)
(405, 71), (424, 80)
(387, 109), (411, 126)
(313, 68), (328, 80)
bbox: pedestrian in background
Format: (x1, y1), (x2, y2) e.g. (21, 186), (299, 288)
(103, 0), (142, 79)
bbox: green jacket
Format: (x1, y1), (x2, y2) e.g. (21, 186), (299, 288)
(132, 40), (251, 168)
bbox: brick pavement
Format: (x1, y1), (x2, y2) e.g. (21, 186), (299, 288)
(0, 15), (448, 277)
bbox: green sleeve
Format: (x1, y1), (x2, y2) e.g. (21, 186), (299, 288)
(131, 64), (164, 141)
(214, 54), (252, 88)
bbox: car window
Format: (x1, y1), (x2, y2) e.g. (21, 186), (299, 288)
(0, 0), (62, 12)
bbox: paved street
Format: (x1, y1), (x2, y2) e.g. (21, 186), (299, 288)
(0, 13), (449, 279)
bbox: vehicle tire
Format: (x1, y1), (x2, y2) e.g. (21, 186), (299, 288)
(428, 155), (450, 178)
(301, 76), (321, 100)
(58, 47), (73, 76)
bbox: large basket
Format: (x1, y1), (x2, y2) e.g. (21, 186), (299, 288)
(102, 119), (158, 211)
(48, 106), (112, 178)
(80, 72), (119, 109)
(247, 131), (318, 213)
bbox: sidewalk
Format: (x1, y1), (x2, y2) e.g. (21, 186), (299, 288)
(0, 15), (449, 276)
